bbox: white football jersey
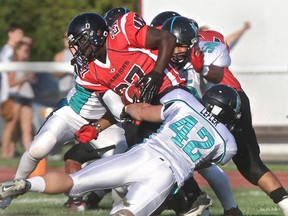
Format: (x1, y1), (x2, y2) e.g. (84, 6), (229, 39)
(142, 88), (237, 187)
(68, 88), (237, 216)
(179, 41), (231, 99)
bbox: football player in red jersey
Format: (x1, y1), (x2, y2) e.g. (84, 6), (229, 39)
(198, 28), (288, 215)
(68, 12), (183, 104)
(62, 8), (134, 211)
(60, 10), (184, 211)
(70, 12), (191, 151)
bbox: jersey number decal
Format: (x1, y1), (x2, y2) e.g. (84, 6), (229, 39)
(114, 64), (144, 94)
(169, 115), (214, 162)
(201, 42), (219, 53)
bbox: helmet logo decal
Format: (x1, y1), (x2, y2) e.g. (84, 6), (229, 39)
(85, 23), (90, 29)
(211, 105), (222, 115)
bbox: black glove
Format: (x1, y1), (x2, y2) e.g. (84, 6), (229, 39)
(120, 106), (134, 124)
(136, 70), (163, 103)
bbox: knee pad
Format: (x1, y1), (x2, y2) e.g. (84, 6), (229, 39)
(233, 154), (269, 185)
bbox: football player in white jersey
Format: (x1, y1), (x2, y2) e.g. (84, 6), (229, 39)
(0, 84), (240, 216)
(160, 16), (242, 215)
(7, 79), (128, 209)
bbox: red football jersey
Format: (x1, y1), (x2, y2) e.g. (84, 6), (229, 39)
(198, 30), (243, 91)
(75, 12), (184, 95)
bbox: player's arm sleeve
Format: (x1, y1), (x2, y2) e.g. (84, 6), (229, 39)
(101, 89), (125, 122)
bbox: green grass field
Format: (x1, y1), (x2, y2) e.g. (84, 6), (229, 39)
(0, 147), (286, 215)
(0, 187), (283, 216)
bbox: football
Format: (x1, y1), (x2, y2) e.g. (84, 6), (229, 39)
(122, 84), (141, 105)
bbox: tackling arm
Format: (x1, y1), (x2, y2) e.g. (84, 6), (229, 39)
(124, 103), (163, 123)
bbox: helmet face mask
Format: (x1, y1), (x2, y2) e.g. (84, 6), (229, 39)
(171, 44), (190, 69)
(69, 32), (92, 60)
(202, 84), (241, 131)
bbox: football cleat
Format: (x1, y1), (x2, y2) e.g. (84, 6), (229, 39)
(0, 179), (31, 209)
(0, 179), (31, 203)
(223, 206), (243, 216)
(84, 192), (103, 210)
(64, 197), (86, 212)
(0, 197), (14, 209)
(183, 192), (213, 216)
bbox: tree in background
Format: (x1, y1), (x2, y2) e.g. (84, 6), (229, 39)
(0, 0), (138, 61)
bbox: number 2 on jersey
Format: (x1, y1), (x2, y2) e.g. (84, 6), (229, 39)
(169, 115), (215, 162)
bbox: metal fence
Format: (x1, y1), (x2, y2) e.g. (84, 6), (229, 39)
(1, 62), (287, 161)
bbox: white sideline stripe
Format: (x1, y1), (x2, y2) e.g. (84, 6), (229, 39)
(259, 143), (288, 155)
(16, 197), (66, 204)
(0, 62), (74, 72)
(231, 65), (288, 73)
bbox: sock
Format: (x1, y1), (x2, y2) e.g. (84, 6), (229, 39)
(14, 151), (39, 179)
(270, 187), (288, 203)
(27, 176), (46, 193)
(198, 164), (237, 210)
(278, 198), (288, 216)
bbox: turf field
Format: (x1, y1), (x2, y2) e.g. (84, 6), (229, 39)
(0, 149), (286, 215)
(0, 187), (284, 215)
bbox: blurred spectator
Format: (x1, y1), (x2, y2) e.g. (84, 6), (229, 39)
(0, 23), (24, 104)
(199, 25), (210, 31)
(0, 23), (25, 159)
(52, 31), (74, 99)
(21, 36), (34, 47)
(1, 41), (35, 159)
(199, 21), (251, 50)
(225, 21), (251, 50)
